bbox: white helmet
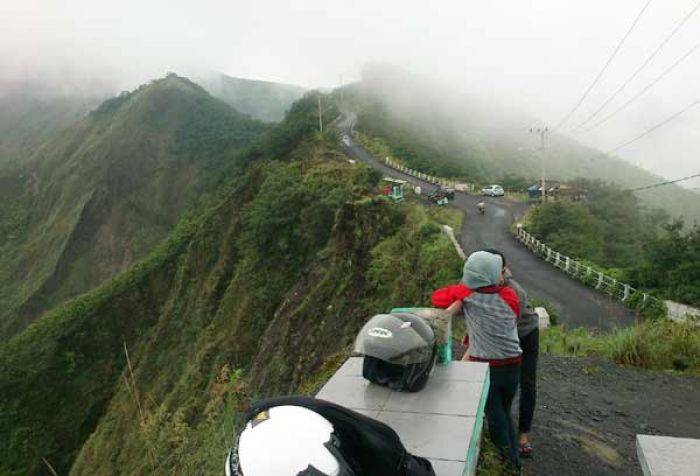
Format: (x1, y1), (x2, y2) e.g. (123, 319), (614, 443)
(232, 405), (353, 476)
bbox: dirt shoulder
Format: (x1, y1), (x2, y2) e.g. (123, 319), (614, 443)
(523, 354), (700, 475)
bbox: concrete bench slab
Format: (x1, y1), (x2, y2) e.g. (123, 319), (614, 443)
(316, 375), (392, 411)
(637, 434), (700, 476)
(316, 357), (490, 476)
(375, 411), (474, 461)
(383, 380), (484, 417)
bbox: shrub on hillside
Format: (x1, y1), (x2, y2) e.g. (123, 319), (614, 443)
(541, 319), (700, 373)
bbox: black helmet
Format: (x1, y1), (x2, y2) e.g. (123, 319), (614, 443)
(353, 313), (437, 392)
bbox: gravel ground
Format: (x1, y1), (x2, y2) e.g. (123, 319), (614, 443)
(521, 354), (700, 475)
(451, 340), (700, 475)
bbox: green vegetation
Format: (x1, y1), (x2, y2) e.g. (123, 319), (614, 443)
(0, 74), (267, 338)
(477, 435), (514, 476)
(0, 88), (101, 170)
(198, 73), (305, 122)
(351, 96), (482, 181)
(525, 181), (700, 307)
(541, 319), (700, 373)
(344, 64), (700, 223)
(525, 181), (667, 267)
(0, 86), (463, 474)
(366, 201), (463, 308)
(629, 221), (700, 307)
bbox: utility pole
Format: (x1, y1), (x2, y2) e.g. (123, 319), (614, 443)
(318, 93), (323, 133)
(530, 127), (548, 202)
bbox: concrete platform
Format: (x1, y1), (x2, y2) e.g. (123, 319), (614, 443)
(637, 434), (700, 476)
(316, 357), (490, 476)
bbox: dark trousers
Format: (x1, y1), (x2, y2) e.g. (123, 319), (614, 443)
(485, 364), (521, 469)
(519, 327), (539, 433)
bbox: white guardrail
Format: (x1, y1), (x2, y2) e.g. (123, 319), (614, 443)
(383, 157), (473, 192)
(516, 226), (700, 323)
(515, 225), (658, 309)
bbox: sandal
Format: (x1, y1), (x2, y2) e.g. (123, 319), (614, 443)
(518, 442), (533, 458)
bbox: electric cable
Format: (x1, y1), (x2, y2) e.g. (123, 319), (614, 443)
(607, 98), (700, 154)
(554, 0), (653, 130)
(584, 39), (700, 132)
(627, 173), (700, 191)
(573, 0), (700, 131)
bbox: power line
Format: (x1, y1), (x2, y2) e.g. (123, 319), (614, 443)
(573, 0), (700, 131)
(627, 173), (700, 191)
(607, 98), (700, 154)
(583, 39), (700, 132)
(554, 0), (653, 131)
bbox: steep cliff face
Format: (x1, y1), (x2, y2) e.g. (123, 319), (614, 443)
(0, 75), (266, 337)
(68, 191), (460, 476)
(0, 134), (461, 475)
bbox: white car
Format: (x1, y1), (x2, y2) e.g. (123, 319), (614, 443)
(481, 185), (505, 197)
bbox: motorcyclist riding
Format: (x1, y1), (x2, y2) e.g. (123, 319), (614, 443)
(477, 202), (486, 215)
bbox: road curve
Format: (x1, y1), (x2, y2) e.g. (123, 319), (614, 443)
(338, 116), (636, 330)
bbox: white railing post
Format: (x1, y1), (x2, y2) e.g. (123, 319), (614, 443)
(512, 229), (650, 307)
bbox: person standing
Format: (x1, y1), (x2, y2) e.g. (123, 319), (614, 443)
(482, 249), (539, 459)
(431, 251), (522, 471)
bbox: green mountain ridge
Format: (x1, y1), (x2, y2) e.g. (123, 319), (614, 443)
(0, 74), (266, 338)
(0, 91), (460, 475)
(198, 72), (306, 123)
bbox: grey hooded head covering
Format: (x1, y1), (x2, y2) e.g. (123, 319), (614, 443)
(462, 251), (503, 289)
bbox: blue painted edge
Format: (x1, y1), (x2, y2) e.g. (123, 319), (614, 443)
(464, 365), (490, 476)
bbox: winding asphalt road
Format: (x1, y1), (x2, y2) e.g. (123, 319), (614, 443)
(338, 115), (635, 330)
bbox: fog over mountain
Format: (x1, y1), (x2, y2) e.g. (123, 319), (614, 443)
(2, 0), (700, 189)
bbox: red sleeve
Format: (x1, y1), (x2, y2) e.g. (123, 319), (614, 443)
(431, 284), (472, 308)
(499, 286), (521, 318)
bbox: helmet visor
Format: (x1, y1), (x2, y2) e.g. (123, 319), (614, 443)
(353, 314), (435, 365)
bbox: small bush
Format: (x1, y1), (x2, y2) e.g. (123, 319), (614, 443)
(528, 296), (559, 326)
(541, 319), (700, 373)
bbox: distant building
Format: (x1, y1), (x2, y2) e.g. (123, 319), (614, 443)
(382, 177), (406, 201)
(528, 181), (586, 201)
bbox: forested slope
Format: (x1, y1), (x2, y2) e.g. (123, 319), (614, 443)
(0, 74), (266, 338)
(0, 92), (461, 475)
(345, 66), (699, 223)
(199, 73), (305, 122)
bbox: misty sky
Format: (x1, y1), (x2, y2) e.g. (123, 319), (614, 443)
(2, 0), (699, 186)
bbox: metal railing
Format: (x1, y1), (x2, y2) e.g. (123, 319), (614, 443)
(383, 157), (473, 191)
(515, 225), (660, 311)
